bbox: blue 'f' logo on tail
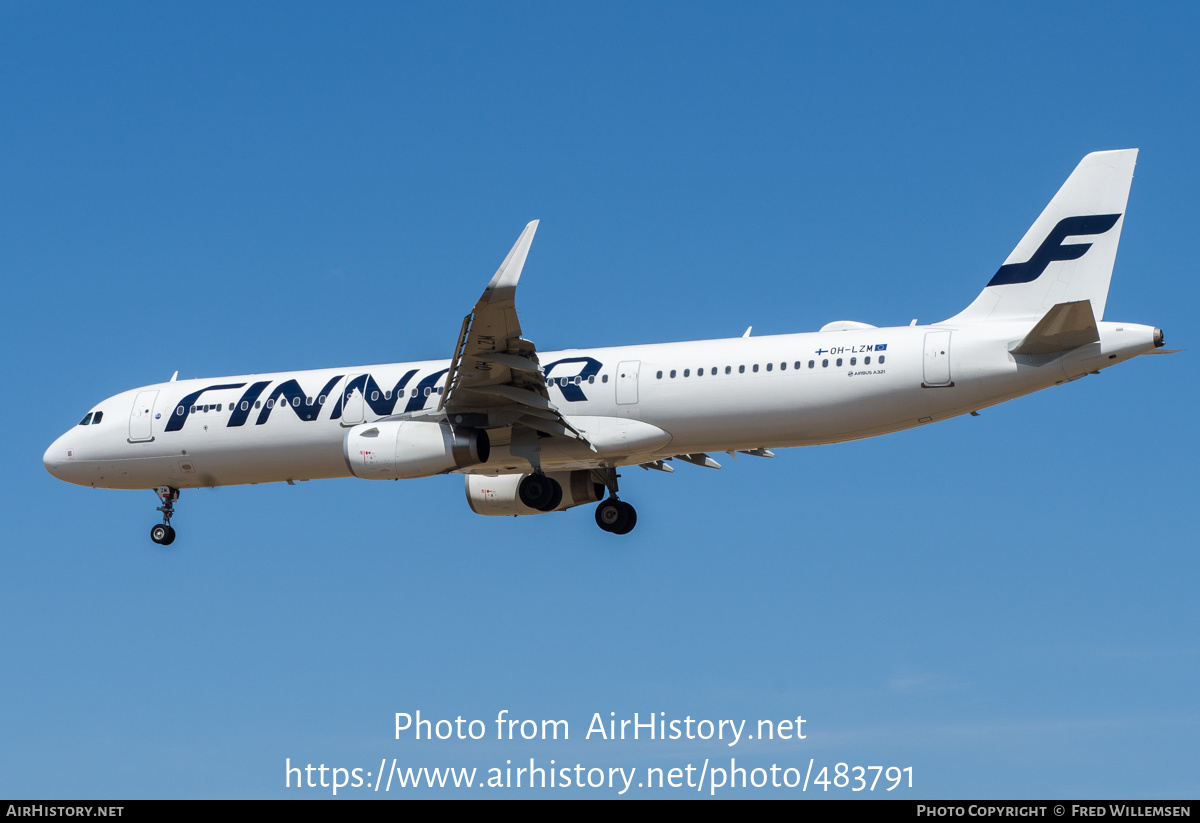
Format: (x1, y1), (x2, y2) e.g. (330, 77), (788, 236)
(987, 213), (1121, 287)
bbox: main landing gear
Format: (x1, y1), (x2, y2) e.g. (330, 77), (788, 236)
(595, 499), (636, 535)
(150, 486), (178, 545)
(594, 468), (637, 535)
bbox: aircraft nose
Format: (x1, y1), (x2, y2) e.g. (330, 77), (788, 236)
(43, 434), (69, 480)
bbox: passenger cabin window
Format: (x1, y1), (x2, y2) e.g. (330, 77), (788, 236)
(725, 366), (731, 374)
(79, 413), (93, 426)
(752, 364), (759, 373)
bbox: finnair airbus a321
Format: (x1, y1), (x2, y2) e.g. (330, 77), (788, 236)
(44, 150), (1172, 542)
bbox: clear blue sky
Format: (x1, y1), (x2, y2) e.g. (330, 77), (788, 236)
(2, 1), (1196, 798)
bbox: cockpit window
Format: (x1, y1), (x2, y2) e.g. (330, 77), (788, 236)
(78, 412), (93, 426)
(92, 411), (103, 424)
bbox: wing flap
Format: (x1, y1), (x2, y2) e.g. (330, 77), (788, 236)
(467, 384), (556, 411)
(475, 352), (543, 374)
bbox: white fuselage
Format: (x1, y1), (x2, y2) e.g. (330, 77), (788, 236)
(42, 320), (1158, 492)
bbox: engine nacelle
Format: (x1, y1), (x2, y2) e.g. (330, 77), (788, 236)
(465, 471), (604, 516)
(344, 420), (489, 479)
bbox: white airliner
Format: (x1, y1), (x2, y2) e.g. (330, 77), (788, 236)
(44, 150), (1171, 542)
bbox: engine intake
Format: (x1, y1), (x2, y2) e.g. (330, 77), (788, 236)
(344, 420), (489, 479)
(465, 471), (604, 516)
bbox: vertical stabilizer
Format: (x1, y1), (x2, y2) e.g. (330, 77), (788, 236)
(946, 149), (1137, 323)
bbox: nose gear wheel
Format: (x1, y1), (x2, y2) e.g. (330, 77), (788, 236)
(150, 487), (179, 545)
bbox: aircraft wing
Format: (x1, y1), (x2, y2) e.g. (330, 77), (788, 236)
(440, 221), (593, 446)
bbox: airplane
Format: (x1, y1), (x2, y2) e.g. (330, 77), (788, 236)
(43, 149), (1172, 542)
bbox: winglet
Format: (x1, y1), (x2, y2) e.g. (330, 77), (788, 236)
(481, 220), (539, 306)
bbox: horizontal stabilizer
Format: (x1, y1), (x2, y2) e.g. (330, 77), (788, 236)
(1009, 300), (1100, 355)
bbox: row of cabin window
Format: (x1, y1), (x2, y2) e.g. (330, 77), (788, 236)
(546, 374), (609, 386)
(175, 385), (447, 416)
(654, 355), (884, 379)
(78, 411), (104, 426)
(355, 386), (444, 402)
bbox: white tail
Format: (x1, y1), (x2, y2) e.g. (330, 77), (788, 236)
(947, 149), (1137, 323)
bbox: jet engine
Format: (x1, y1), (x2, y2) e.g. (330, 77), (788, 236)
(344, 420), (489, 479)
(465, 471), (604, 516)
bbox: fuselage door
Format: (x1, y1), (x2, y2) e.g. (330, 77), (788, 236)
(615, 360), (640, 405)
(922, 331), (953, 387)
(129, 390), (158, 442)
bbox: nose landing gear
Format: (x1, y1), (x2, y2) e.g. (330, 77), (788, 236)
(150, 486), (178, 545)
